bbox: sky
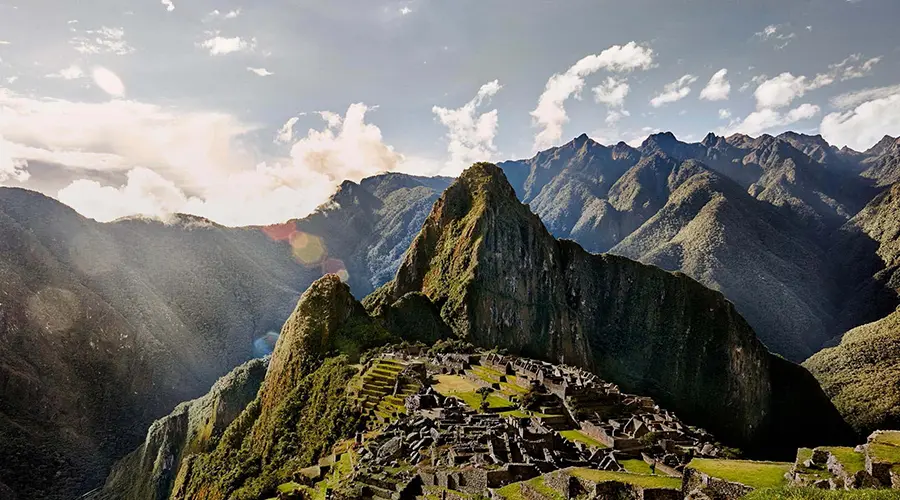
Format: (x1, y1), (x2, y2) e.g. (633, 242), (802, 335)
(0, 0), (899, 226)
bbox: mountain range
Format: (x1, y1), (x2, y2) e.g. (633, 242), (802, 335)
(1, 131), (899, 498)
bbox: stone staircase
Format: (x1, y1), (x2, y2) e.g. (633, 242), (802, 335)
(359, 359), (420, 424)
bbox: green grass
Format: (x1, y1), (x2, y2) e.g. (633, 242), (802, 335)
(872, 431), (900, 447)
(620, 459), (655, 475)
(499, 409), (555, 418)
(869, 443), (900, 464)
(559, 430), (607, 449)
(568, 468), (682, 489)
(792, 448), (834, 481)
(744, 488), (900, 499)
(688, 459), (791, 489)
(277, 482), (303, 493)
(821, 447), (867, 474)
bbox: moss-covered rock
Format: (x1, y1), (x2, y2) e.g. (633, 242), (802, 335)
(367, 162), (854, 456)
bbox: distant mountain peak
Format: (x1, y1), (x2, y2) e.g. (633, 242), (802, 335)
(866, 135), (900, 156)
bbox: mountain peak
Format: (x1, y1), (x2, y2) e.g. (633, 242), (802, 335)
(866, 134), (900, 156)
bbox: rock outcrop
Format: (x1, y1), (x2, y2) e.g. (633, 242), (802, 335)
(367, 163), (854, 455)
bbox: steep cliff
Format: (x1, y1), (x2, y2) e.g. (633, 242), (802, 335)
(87, 358), (269, 500)
(367, 163), (854, 456)
(170, 275), (388, 499)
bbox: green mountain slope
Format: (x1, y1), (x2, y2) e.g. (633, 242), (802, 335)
(366, 162), (854, 455)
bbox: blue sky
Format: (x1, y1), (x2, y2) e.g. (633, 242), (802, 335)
(0, 0), (898, 225)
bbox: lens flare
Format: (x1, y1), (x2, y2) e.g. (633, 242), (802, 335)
(253, 332), (280, 357)
(290, 231), (327, 267)
(323, 258), (350, 282)
(261, 222), (297, 242)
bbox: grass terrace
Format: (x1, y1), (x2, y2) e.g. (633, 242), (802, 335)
(688, 459), (792, 489)
(792, 448), (834, 482)
(568, 468), (682, 489)
(496, 476), (565, 500)
(558, 430), (607, 449)
(820, 447), (867, 475)
(869, 432), (900, 465)
(619, 459), (656, 475)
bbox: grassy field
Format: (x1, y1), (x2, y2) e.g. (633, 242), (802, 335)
(568, 468), (682, 489)
(432, 374), (514, 411)
(558, 430), (607, 449)
(744, 488), (900, 499)
(688, 459), (792, 489)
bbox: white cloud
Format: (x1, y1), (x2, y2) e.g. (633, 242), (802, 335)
(92, 67), (125, 97)
(753, 54), (880, 110)
(47, 103), (448, 225)
(531, 42), (654, 151)
(605, 109), (630, 125)
(821, 92), (900, 151)
(225, 9), (242, 19)
(718, 108), (732, 119)
(592, 77), (630, 108)
(161, 0), (175, 12)
(0, 135), (29, 183)
(723, 103), (820, 137)
(400, 6), (412, 15)
(46, 65), (84, 80)
(700, 69), (730, 101)
(649, 74), (698, 107)
(830, 83), (900, 109)
(754, 24), (796, 49)
(247, 67), (274, 77)
(0, 41), (10, 45)
(0, 88), (255, 191)
(58, 167), (188, 221)
(70, 26), (134, 55)
(274, 116), (301, 144)
(318, 111), (343, 128)
(199, 36), (256, 55)
(6, 77), (18, 84)
(433, 80), (502, 175)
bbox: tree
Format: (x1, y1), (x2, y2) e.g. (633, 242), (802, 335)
(476, 386), (494, 411)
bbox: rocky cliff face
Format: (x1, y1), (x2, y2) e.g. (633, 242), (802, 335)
(87, 358), (268, 500)
(367, 163), (854, 455)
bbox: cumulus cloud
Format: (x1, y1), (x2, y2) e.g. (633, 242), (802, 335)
(48, 103), (443, 225)
(722, 103), (820, 137)
(700, 69), (731, 101)
(46, 65), (85, 80)
(247, 67), (274, 77)
(649, 74), (698, 107)
(199, 36), (256, 55)
(605, 109), (630, 125)
(753, 54), (880, 110)
(531, 42), (654, 151)
(70, 26), (134, 55)
(0, 135), (29, 183)
(400, 6), (412, 15)
(719, 109), (732, 119)
(92, 67), (125, 97)
(821, 93), (900, 151)
(0, 88), (255, 190)
(433, 80), (502, 174)
(161, 0), (175, 12)
(592, 77), (630, 108)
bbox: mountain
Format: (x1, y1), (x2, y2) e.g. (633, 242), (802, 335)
(170, 275), (397, 500)
(860, 136), (900, 187)
(498, 132), (882, 361)
(365, 162), (854, 455)
(804, 307), (900, 435)
(0, 173), (448, 499)
(86, 357), (269, 500)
